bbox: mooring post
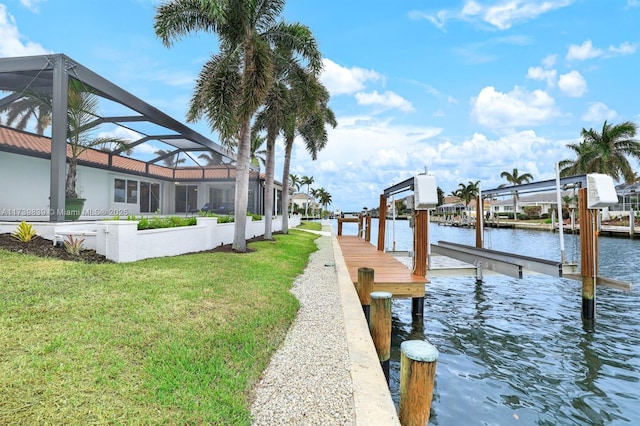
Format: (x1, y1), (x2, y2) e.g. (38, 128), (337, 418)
(411, 297), (424, 317)
(365, 214), (372, 242)
(578, 188), (597, 322)
(358, 214), (364, 238)
(370, 291), (392, 383)
(630, 210), (635, 239)
(475, 260), (483, 284)
(356, 267), (375, 324)
(399, 340), (439, 426)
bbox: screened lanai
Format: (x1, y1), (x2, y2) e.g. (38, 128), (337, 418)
(0, 53), (264, 221)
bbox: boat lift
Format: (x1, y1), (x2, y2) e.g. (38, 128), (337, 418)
(382, 172), (631, 321)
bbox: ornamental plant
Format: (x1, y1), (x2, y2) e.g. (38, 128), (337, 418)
(63, 235), (86, 255)
(12, 221), (38, 242)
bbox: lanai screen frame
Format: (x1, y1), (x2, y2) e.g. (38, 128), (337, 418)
(0, 53), (240, 222)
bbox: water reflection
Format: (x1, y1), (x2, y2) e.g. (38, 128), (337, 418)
(333, 220), (640, 425)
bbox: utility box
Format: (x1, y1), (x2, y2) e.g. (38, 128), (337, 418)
(414, 174), (438, 210)
(586, 173), (618, 208)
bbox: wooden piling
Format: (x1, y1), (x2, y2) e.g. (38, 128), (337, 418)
(365, 214), (372, 242)
(370, 291), (392, 383)
(356, 267), (375, 323)
(399, 340), (439, 426)
(578, 188), (597, 321)
(377, 194), (387, 251)
(413, 210), (428, 277)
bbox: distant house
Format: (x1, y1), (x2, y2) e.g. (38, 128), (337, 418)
(491, 192), (573, 217)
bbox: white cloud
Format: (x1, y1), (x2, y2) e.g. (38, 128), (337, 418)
(0, 4), (49, 57)
(20, 0), (46, 13)
(484, 0), (574, 30)
(320, 58), (382, 96)
(471, 86), (558, 128)
(609, 41), (637, 55)
(542, 54), (557, 68)
(412, 0), (574, 30)
(567, 40), (637, 61)
(355, 90), (414, 112)
(152, 69), (196, 87)
(581, 102), (617, 123)
(558, 70), (587, 97)
(527, 66), (557, 87)
(566, 40), (603, 60)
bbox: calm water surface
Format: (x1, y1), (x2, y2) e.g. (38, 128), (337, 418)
(333, 219), (640, 425)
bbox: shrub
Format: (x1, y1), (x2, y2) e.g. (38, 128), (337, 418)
(12, 221), (38, 242)
(63, 235), (85, 255)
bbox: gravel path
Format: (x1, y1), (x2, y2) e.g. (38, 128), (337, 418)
(250, 231), (355, 425)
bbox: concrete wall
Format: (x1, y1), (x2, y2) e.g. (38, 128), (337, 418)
(1, 215), (301, 262)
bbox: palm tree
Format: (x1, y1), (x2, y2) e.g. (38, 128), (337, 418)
(560, 120), (640, 183)
(301, 175), (314, 217)
(316, 187), (332, 216)
(250, 132), (267, 170)
(154, 149), (186, 168)
(197, 151), (223, 166)
(281, 72), (336, 233)
(288, 173), (301, 215)
(452, 181), (480, 215)
(154, 0), (322, 252)
(65, 88), (130, 199)
(499, 168), (533, 220)
(0, 95), (51, 135)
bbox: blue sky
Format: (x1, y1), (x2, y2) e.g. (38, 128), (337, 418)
(1, 0), (639, 211)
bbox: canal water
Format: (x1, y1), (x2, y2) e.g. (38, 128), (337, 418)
(333, 219), (640, 425)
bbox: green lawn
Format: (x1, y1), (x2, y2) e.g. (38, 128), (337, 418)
(0, 230), (319, 425)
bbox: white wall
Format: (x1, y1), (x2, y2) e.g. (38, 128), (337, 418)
(0, 152), (51, 221)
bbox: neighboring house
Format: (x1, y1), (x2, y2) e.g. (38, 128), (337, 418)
(491, 192), (572, 216)
(290, 193), (317, 213)
(0, 126), (281, 221)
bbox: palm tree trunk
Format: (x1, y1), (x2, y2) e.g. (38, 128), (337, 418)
(232, 120), (251, 252)
(263, 135), (276, 240)
(281, 138), (294, 234)
(513, 195), (518, 221)
(66, 160), (77, 198)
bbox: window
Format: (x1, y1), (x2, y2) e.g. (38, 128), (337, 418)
(127, 180), (138, 204)
(175, 185), (198, 213)
(114, 179), (126, 202)
(140, 182), (160, 213)
(114, 178), (138, 203)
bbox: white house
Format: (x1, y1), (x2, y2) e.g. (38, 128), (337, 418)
(0, 54), (285, 223)
(0, 126), (283, 221)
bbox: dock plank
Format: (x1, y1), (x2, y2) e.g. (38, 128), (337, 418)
(337, 236), (426, 298)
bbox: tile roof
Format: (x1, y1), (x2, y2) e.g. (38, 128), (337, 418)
(0, 125), (241, 182)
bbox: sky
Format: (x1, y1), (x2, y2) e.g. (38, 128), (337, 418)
(1, 0), (640, 211)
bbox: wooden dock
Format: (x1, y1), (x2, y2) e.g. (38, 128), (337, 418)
(337, 235), (426, 298)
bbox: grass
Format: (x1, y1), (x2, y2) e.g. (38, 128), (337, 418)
(296, 221), (322, 231)
(0, 229), (319, 425)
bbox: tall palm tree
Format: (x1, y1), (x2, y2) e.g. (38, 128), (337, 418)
(560, 120), (640, 183)
(301, 175), (314, 217)
(154, 149), (186, 168)
(154, 0), (321, 252)
(281, 72), (336, 233)
(499, 168), (533, 220)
